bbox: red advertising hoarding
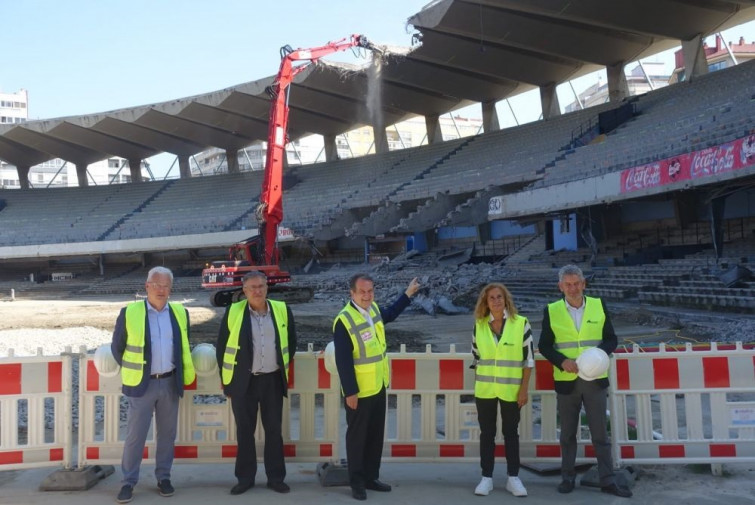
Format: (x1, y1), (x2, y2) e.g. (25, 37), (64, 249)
(620, 134), (755, 194)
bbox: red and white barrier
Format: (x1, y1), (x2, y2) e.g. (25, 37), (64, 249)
(2, 342), (754, 473)
(611, 342), (755, 465)
(381, 345), (589, 465)
(77, 344), (342, 467)
(0, 349), (73, 470)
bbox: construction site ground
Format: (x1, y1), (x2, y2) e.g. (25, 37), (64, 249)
(0, 293), (686, 353)
(1, 285), (755, 503)
(1, 289), (749, 352)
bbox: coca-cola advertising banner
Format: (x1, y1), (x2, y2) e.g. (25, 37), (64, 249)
(620, 134), (755, 194)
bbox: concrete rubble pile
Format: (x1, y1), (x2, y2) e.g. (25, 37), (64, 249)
(290, 250), (755, 345)
(291, 250), (544, 316)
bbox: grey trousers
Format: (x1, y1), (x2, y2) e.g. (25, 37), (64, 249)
(557, 378), (615, 486)
(121, 377), (179, 486)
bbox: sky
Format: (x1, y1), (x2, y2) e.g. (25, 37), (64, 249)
(2, 1), (755, 176)
(1, 0), (431, 118)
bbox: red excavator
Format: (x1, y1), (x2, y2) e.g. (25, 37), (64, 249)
(202, 34), (377, 307)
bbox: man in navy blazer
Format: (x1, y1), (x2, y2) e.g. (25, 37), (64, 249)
(111, 267), (195, 503)
(216, 271), (297, 495)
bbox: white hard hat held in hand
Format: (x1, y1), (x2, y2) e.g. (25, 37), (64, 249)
(192, 343), (219, 376)
(93, 344), (120, 377)
(576, 347), (609, 381)
(324, 341), (338, 376)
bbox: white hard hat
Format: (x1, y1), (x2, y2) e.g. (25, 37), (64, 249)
(576, 347), (609, 381)
(191, 343), (218, 376)
(324, 341), (338, 376)
(93, 345), (120, 378)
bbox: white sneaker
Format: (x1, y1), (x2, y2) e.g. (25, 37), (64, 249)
(505, 476), (528, 497)
(474, 476), (493, 496)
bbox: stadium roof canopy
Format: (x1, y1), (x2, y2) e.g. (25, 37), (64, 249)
(1, 0), (754, 172)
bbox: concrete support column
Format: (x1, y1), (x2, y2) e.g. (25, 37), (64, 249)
(606, 61), (630, 103)
(539, 83), (561, 119)
(481, 100), (500, 132)
(682, 34), (709, 81)
(373, 123), (389, 154)
(323, 134), (338, 162)
(178, 155), (192, 178)
(710, 196), (727, 260)
(16, 165), (30, 189)
(75, 163), (89, 187)
(226, 149), (239, 173)
(477, 221), (491, 244)
(127, 158), (143, 183)
(425, 114), (443, 144)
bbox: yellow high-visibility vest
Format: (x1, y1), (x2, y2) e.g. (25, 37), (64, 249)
(547, 297), (606, 381)
(221, 299), (290, 385)
(474, 315), (526, 401)
(333, 302), (387, 398)
(122, 301), (195, 386)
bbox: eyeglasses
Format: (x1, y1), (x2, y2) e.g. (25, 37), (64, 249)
(148, 283), (172, 290)
(244, 283), (267, 291)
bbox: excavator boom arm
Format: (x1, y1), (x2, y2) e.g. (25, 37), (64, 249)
(258, 34), (374, 265)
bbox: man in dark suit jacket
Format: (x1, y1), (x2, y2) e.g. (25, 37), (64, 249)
(216, 271), (297, 495)
(538, 264), (631, 498)
(111, 266), (196, 504)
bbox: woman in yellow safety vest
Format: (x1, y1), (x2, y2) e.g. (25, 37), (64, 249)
(472, 283), (534, 498)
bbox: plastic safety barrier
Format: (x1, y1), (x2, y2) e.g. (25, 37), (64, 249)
(77, 344), (342, 467)
(2, 342), (754, 472)
(611, 342), (755, 465)
(0, 349), (74, 470)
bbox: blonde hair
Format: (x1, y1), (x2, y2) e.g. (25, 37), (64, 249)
(473, 283), (518, 321)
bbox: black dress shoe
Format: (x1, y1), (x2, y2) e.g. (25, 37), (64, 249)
(352, 487), (367, 500)
(267, 481), (291, 493)
(230, 481), (254, 495)
(365, 480), (391, 492)
(601, 483), (632, 498)
(557, 479), (575, 494)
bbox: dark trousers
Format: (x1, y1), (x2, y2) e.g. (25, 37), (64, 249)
(476, 397), (521, 477)
(230, 372), (286, 485)
(557, 378), (615, 486)
(345, 387), (386, 489)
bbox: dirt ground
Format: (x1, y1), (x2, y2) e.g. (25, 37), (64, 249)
(0, 292), (435, 352)
(0, 289), (721, 352)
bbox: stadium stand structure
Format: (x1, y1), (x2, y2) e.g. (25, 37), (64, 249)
(2, 58), (755, 313)
(536, 59), (755, 187)
(0, 172), (264, 246)
(0, 97), (617, 247)
(1, 61), (752, 247)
